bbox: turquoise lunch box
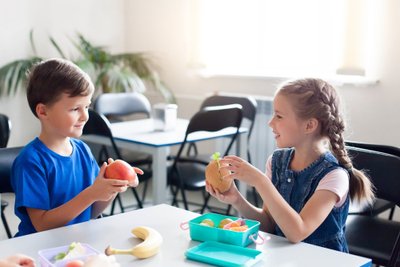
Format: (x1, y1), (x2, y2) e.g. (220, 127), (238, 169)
(188, 213), (260, 247)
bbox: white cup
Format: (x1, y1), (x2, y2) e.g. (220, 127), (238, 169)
(153, 103), (178, 131)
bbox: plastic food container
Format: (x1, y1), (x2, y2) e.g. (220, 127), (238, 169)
(38, 243), (99, 267)
(186, 241), (262, 267)
(187, 213), (260, 247)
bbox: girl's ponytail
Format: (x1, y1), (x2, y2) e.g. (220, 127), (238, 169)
(329, 131), (375, 205)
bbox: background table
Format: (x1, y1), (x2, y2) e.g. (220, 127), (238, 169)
(0, 204), (371, 267)
(82, 118), (248, 205)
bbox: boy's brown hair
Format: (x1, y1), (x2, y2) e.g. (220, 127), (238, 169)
(27, 58), (94, 117)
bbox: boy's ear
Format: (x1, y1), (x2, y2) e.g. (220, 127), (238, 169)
(36, 103), (47, 118)
(305, 118), (319, 134)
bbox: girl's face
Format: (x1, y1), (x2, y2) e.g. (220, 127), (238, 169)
(41, 93), (92, 139)
(268, 93), (308, 148)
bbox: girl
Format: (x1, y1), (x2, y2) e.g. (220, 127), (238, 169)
(206, 78), (375, 252)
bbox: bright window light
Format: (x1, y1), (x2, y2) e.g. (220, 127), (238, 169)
(193, 0), (374, 81)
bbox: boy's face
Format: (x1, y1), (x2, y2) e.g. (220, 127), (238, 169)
(38, 92), (92, 139)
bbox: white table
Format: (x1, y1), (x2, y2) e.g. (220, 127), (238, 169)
(82, 118), (248, 205)
(0, 204), (371, 267)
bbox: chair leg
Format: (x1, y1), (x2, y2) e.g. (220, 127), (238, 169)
(109, 194), (125, 215)
(388, 231), (400, 267)
(180, 187), (189, 210)
(226, 204), (233, 215)
(252, 187), (259, 207)
(131, 188), (143, 209)
(388, 206), (396, 220)
(170, 185), (179, 207)
(141, 180), (149, 203)
(117, 194), (125, 213)
(109, 197), (117, 215)
(200, 193), (211, 214)
(1, 209), (12, 238)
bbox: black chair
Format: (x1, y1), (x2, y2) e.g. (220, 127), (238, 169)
(0, 114), (11, 148)
(200, 94), (260, 206)
(168, 104), (243, 213)
(93, 92), (153, 204)
(94, 92), (152, 123)
(346, 140), (398, 220)
(83, 109), (150, 215)
(0, 113), (13, 238)
(0, 146), (23, 238)
(345, 145), (400, 267)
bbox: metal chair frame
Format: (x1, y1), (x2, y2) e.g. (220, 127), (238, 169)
(83, 109), (145, 214)
(168, 104), (243, 213)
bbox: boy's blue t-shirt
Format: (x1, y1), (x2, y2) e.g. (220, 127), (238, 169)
(11, 137), (100, 237)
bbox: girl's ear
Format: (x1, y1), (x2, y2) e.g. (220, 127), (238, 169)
(305, 118), (319, 134)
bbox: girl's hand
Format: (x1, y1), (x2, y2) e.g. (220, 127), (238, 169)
(219, 155), (265, 187)
(90, 163), (129, 202)
(205, 180), (241, 205)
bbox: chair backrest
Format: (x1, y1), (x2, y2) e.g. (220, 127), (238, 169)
(346, 140), (400, 157)
(93, 92), (151, 122)
(0, 114), (12, 148)
(83, 109), (122, 160)
(0, 146), (23, 193)
(175, 104), (243, 162)
(200, 95), (257, 139)
(346, 145), (400, 207)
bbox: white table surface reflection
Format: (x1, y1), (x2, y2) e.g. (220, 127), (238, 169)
(82, 118), (248, 205)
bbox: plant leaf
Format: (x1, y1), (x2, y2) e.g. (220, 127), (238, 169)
(49, 37), (67, 59)
(29, 29), (37, 55)
(0, 57), (42, 96)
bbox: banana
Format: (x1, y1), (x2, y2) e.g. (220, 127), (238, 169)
(105, 226), (163, 259)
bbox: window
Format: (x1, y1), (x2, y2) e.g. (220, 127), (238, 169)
(191, 0), (376, 82)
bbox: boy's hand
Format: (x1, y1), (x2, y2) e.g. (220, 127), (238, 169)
(107, 158), (142, 187)
(128, 167), (143, 187)
(90, 163), (129, 202)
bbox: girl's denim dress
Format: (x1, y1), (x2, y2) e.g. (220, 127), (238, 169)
(271, 148), (349, 252)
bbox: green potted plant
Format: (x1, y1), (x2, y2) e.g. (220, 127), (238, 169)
(0, 31), (175, 103)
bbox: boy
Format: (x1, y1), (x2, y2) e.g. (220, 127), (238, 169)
(11, 58), (139, 236)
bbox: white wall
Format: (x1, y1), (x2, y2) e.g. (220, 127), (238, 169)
(1, 0), (400, 147)
(0, 0), (126, 146)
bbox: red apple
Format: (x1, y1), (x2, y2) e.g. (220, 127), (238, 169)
(105, 159), (138, 184)
(65, 260), (84, 267)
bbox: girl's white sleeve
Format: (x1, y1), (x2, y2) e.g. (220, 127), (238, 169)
(317, 169), (349, 207)
(265, 155), (273, 180)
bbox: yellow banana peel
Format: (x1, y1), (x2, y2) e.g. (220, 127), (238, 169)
(105, 226), (163, 259)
